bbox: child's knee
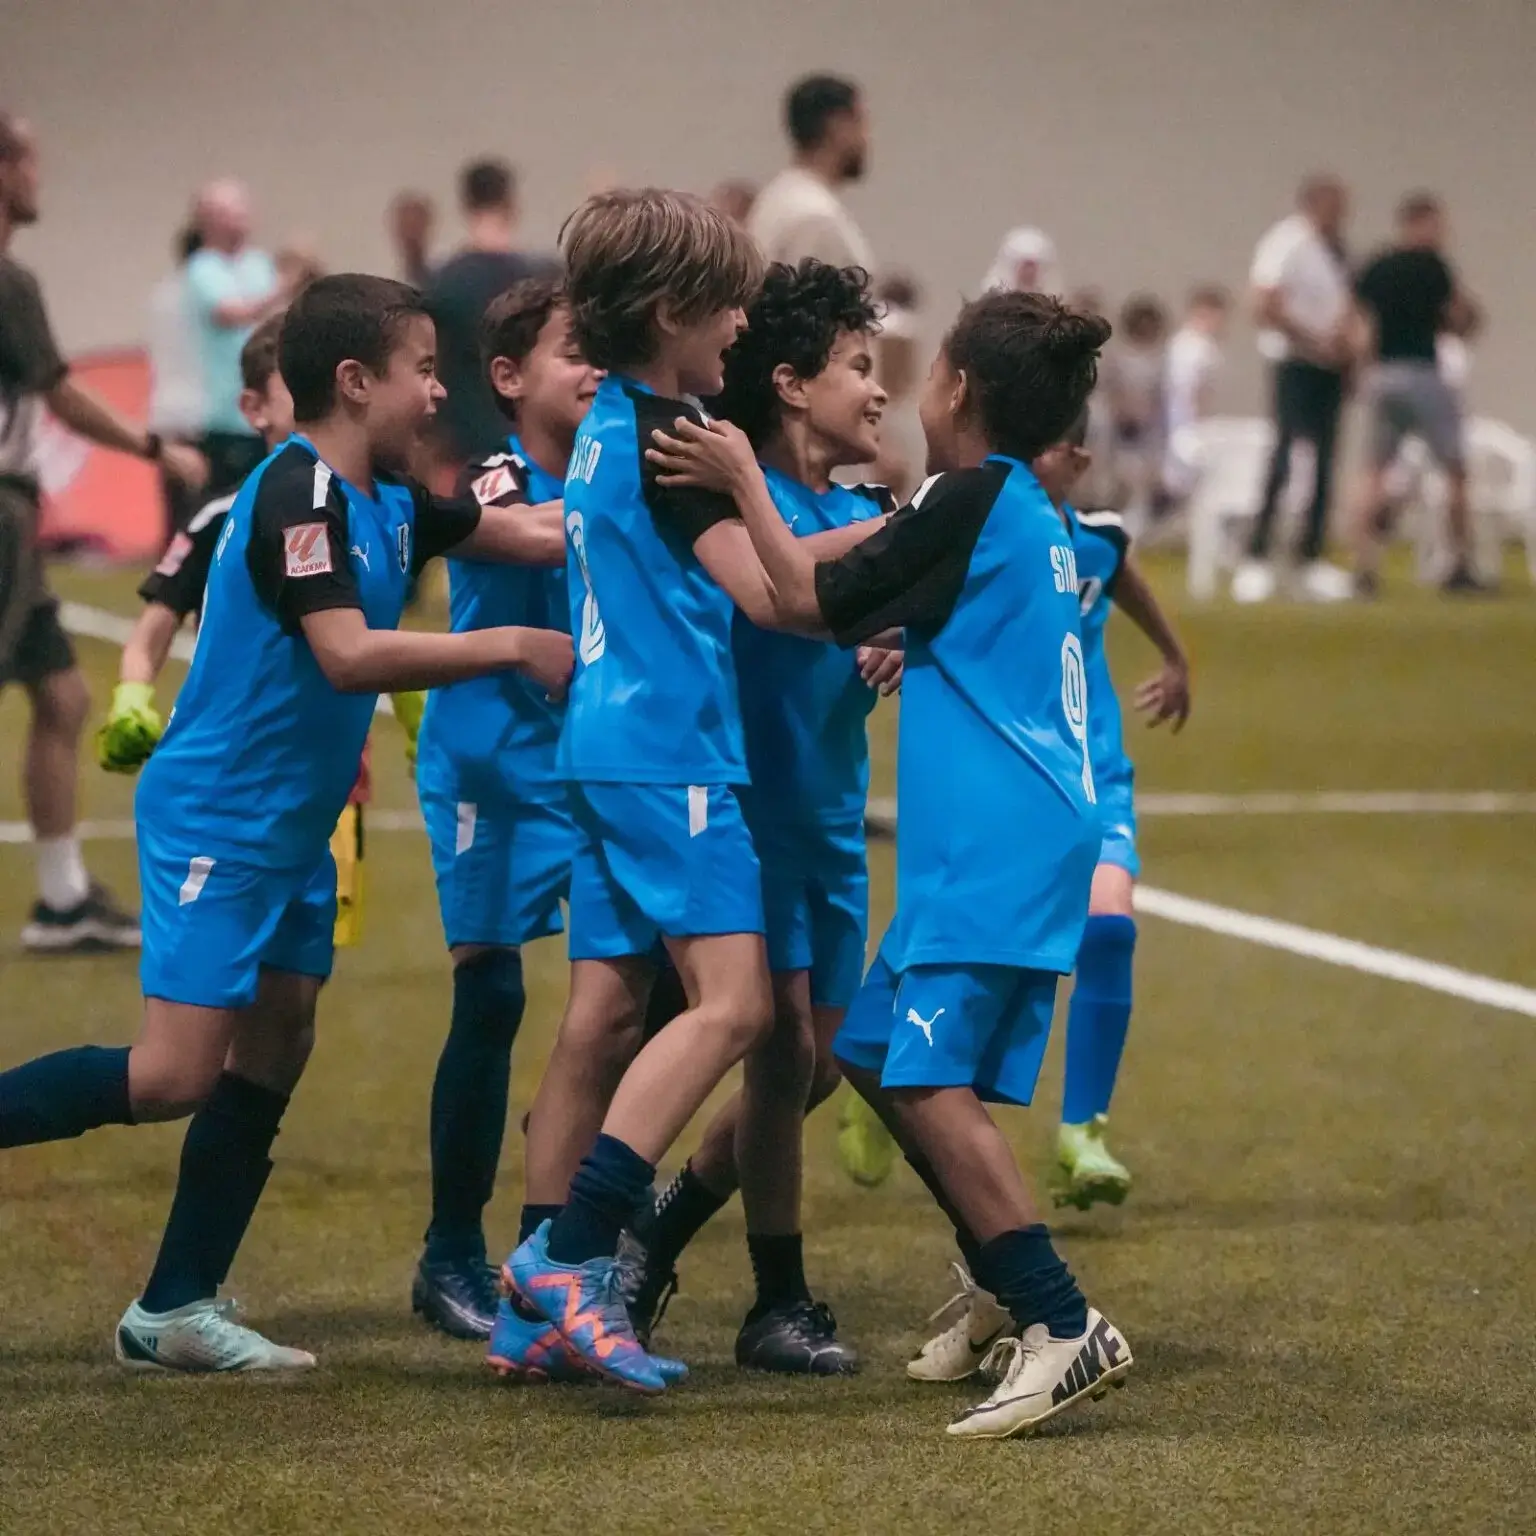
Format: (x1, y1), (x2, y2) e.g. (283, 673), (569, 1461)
(127, 1046), (220, 1121)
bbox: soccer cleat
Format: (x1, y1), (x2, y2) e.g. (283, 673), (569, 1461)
(616, 1238), (678, 1352)
(736, 1300), (859, 1376)
(946, 1309), (1132, 1439)
(907, 1262), (1013, 1382)
(485, 1297), (594, 1383)
(411, 1253), (500, 1341)
(22, 881), (141, 953)
(506, 1222), (667, 1394)
(836, 1091), (897, 1188)
(1229, 559), (1276, 604)
(114, 1297), (316, 1373)
(1054, 1115), (1132, 1211)
(1441, 563), (1494, 595)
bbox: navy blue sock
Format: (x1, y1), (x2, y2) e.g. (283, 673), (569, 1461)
(904, 1149), (984, 1274)
(747, 1233), (811, 1317)
(519, 1202), (563, 1243)
(1062, 916), (1137, 1124)
(973, 1224), (1089, 1340)
(546, 1133), (655, 1265)
(141, 1073), (289, 1314)
(425, 949), (525, 1262)
(0, 1045), (132, 1148)
(644, 1163), (730, 1272)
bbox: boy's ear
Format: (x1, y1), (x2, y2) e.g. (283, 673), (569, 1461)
(335, 358), (371, 407)
(771, 361), (808, 413)
(951, 366), (971, 423)
(238, 386), (267, 434)
(654, 304), (683, 341)
(489, 354), (525, 406)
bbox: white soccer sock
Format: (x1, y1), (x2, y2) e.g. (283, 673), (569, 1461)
(35, 833), (90, 911)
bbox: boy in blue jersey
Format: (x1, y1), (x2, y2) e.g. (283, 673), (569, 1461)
(411, 277), (603, 1346)
(905, 415), (1191, 1390)
(649, 290), (1135, 1438)
(0, 274), (573, 1373)
(624, 260), (900, 1373)
(503, 192), (885, 1394)
(1046, 418), (1190, 1210)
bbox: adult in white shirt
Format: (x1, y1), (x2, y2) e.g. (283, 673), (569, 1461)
(1234, 175), (1353, 603)
(749, 74), (873, 271)
(146, 224), (207, 541)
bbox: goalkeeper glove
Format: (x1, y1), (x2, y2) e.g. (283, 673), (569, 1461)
(95, 681), (164, 774)
(391, 689), (426, 770)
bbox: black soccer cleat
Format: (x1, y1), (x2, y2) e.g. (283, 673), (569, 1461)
(411, 1253), (500, 1341)
(616, 1231), (678, 1351)
(735, 1300), (860, 1377)
(21, 881), (141, 953)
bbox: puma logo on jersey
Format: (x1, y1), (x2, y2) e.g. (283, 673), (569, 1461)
(350, 543), (371, 572)
(905, 1006), (944, 1046)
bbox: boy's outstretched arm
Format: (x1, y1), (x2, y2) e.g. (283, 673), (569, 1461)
(301, 609), (572, 697)
(1112, 557), (1191, 731)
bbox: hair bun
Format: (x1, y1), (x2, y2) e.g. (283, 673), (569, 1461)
(1041, 305), (1112, 360)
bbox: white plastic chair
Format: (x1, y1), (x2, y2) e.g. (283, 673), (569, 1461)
(1181, 417), (1315, 599)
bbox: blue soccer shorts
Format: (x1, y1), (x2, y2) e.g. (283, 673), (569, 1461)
(566, 782), (764, 961)
(138, 827), (336, 1009)
(749, 813), (869, 1009)
(1094, 751), (1139, 878)
(835, 945), (1059, 1107)
(419, 775), (574, 949)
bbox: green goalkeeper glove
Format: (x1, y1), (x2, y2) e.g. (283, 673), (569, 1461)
(391, 689), (426, 769)
(95, 681), (165, 774)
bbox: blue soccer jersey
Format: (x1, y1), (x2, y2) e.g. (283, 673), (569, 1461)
(733, 467), (887, 827)
(137, 436), (481, 872)
(1071, 507), (1137, 874)
(558, 375), (744, 785)
(418, 439), (568, 793)
(816, 458), (1101, 975)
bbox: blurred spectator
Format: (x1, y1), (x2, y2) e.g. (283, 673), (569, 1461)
(146, 222), (205, 537)
(749, 74), (873, 269)
(1350, 192), (1484, 594)
(1160, 284), (1229, 505)
(1, 111), (202, 950)
(424, 157), (558, 465)
(707, 180), (758, 227)
(1102, 294), (1168, 519)
(275, 240), (324, 296)
(185, 179), (287, 501)
(979, 227), (1061, 296)
(873, 270), (922, 404)
(1234, 174), (1353, 603)
(388, 191), (435, 287)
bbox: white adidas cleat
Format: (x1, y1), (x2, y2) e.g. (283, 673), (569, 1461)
(115, 1297), (317, 1374)
(946, 1308), (1132, 1439)
(907, 1262), (1013, 1383)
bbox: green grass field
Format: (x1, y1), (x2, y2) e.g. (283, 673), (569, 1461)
(2, 560), (1534, 1535)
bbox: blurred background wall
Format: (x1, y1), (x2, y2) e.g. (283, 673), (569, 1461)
(3, 0), (1532, 426)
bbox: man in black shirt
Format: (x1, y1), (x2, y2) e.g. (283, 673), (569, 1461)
(1352, 193), (1482, 593)
(423, 159), (559, 470)
(0, 111), (204, 950)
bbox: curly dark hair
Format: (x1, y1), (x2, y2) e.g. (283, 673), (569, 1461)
(712, 260), (881, 449)
(944, 291), (1111, 462)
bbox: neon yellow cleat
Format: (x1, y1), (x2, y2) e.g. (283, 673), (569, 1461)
(836, 1090), (897, 1188)
(1054, 1115), (1131, 1211)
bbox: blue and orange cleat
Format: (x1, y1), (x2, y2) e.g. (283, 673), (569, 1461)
(505, 1222), (668, 1395)
(485, 1297), (594, 1383)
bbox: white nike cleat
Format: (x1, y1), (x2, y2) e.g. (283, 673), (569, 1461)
(114, 1297), (317, 1374)
(1230, 559), (1277, 604)
(946, 1308), (1132, 1439)
(907, 1262), (1013, 1382)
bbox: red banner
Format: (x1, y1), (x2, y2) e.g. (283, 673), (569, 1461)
(36, 347), (163, 563)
